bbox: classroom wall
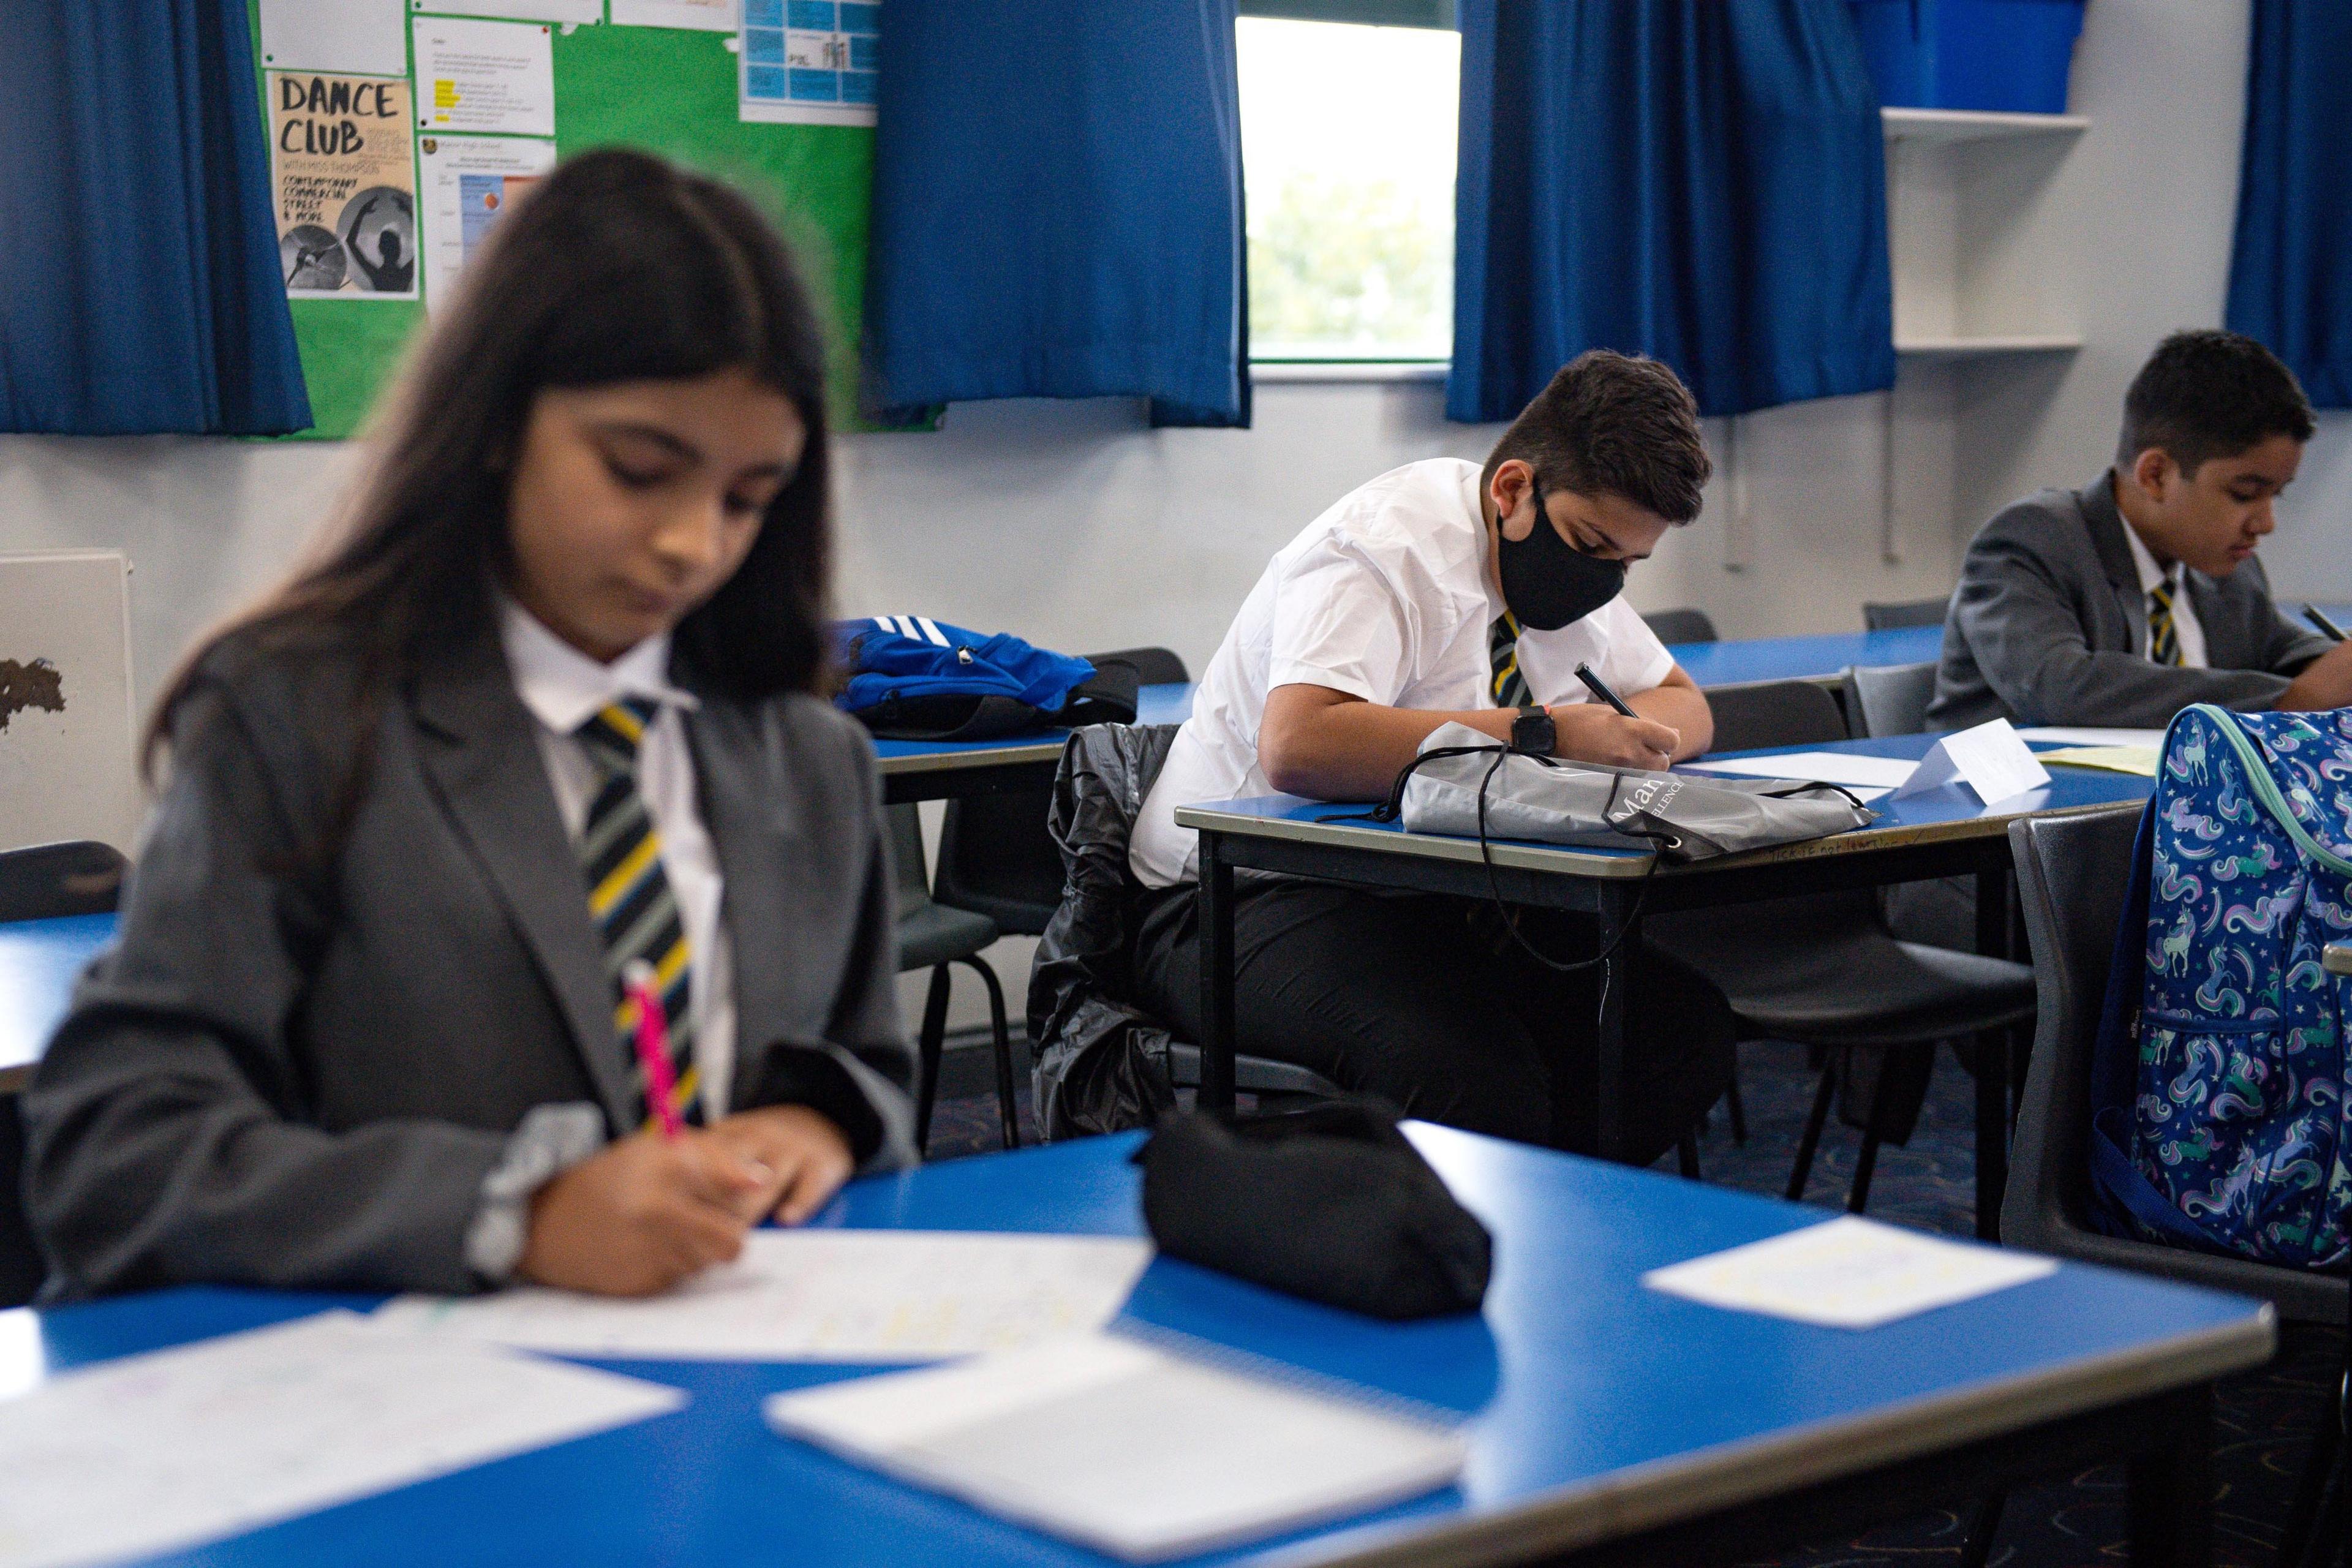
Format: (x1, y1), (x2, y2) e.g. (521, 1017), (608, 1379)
(2, 0), (2339, 1034)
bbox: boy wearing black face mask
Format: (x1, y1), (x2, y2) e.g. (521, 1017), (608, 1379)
(1126, 351), (1734, 1164)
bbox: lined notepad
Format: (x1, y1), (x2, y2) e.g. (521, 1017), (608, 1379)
(764, 1330), (1468, 1561)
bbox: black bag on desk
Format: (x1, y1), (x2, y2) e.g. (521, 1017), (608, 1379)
(1136, 1102), (1492, 1320)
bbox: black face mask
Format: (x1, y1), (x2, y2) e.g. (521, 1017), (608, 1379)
(1497, 478), (1626, 631)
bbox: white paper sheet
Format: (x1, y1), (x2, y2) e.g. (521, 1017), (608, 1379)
(259, 0), (407, 75)
(0, 1311), (683, 1568)
(408, 0), (602, 22)
(1642, 1216), (2059, 1330)
(1683, 751), (1918, 793)
(414, 16), (557, 137)
(377, 1230), (1154, 1362)
(765, 1332), (1466, 1561)
(1891, 718), (2050, 804)
(614, 0), (739, 29)
(418, 132), (557, 308)
(2017, 727), (2169, 748)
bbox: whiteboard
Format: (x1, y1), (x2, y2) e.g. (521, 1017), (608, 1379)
(0, 552), (141, 854)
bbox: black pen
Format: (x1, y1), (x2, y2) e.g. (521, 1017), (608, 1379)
(1574, 661), (1638, 717)
(2304, 603), (2347, 643)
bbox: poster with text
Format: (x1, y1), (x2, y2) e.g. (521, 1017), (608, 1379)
(418, 134), (557, 311)
(268, 72), (419, 298)
(415, 17), (557, 137)
(741, 0), (878, 126)
(613, 0), (737, 29)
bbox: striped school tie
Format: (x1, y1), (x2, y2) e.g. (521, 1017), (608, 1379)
(2148, 578), (2183, 667)
(575, 698), (699, 1129)
(1488, 612), (1532, 709)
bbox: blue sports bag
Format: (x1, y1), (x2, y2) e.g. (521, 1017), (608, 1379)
(2086, 703), (2352, 1270)
(834, 616), (1139, 741)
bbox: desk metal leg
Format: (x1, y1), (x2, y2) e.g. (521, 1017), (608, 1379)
(1196, 833), (1237, 1115)
(1595, 883), (1637, 1164)
(2126, 1385), (2213, 1567)
(1973, 853), (2013, 1241)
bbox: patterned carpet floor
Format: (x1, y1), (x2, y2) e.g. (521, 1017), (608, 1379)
(924, 1038), (2346, 1568)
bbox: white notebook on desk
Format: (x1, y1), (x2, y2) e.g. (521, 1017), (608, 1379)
(763, 1330), (1468, 1561)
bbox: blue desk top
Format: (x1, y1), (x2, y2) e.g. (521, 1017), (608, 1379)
(8, 1129), (2268, 1567)
(1176, 733), (2157, 877)
(868, 682), (1194, 770)
(1667, 627), (1943, 688)
(0, 914), (113, 1085)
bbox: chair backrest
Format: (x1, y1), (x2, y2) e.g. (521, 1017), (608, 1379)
(885, 804), (933, 913)
(1641, 607), (1717, 646)
(1862, 596), (1948, 630)
(932, 647), (1193, 937)
(1703, 679), (1847, 754)
(2006, 808), (2349, 1322)
(1082, 646), (1189, 686)
(0, 840), (127, 922)
(1842, 661), (1939, 739)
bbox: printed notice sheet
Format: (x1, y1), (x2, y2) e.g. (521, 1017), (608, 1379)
(268, 72), (418, 298)
(418, 133), (557, 309)
(407, 0), (602, 23)
(377, 1230), (1154, 1362)
(614, 0), (739, 29)
(258, 0), (406, 76)
(742, 0), (880, 126)
(1643, 1216), (2059, 1330)
(0, 1311), (683, 1568)
(415, 17), (557, 137)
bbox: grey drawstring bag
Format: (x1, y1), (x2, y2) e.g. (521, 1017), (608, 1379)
(1389, 722), (1875, 865)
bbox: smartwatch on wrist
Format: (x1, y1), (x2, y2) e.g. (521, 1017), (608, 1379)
(1509, 704), (1555, 756)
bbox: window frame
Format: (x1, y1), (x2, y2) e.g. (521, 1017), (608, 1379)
(1237, 6), (1460, 367)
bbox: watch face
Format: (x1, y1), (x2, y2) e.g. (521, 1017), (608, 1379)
(1512, 709), (1553, 753)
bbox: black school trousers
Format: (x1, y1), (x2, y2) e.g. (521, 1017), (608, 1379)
(1132, 876), (1736, 1167)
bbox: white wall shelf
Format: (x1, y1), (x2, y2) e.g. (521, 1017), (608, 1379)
(1894, 334), (2082, 359)
(1882, 107), (2090, 146)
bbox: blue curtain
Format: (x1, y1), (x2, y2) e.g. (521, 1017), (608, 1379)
(0, 0), (310, 435)
(2226, 1), (2352, 409)
(864, 0), (1248, 426)
(1450, 0), (1894, 423)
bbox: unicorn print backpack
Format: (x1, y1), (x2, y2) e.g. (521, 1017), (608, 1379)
(2085, 703), (2352, 1270)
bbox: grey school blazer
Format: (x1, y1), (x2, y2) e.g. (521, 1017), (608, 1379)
(1927, 470), (2329, 729)
(23, 619), (914, 1299)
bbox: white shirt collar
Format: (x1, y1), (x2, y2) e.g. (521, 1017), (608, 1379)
(496, 593), (699, 737)
(2119, 514), (2178, 599)
(1459, 464), (1509, 625)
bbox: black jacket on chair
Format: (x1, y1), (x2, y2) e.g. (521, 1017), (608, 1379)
(1027, 723), (1183, 1140)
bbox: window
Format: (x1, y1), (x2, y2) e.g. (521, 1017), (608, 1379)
(1237, 10), (1459, 363)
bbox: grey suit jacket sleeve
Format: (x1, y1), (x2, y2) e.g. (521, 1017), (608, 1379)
(23, 676), (510, 1298)
(1953, 520), (2302, 728)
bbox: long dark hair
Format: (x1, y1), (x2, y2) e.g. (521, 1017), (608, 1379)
(146, 146), (835, 775)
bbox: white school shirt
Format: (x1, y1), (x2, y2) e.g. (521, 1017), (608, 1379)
(2120, 516), (2209, 669)
(497, 598), (737, 1118)
(1130, 458), (1676, 888)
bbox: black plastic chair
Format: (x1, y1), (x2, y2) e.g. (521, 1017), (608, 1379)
(2005, 808), (2348, 1568)
(1863, 596), (1950, 630)
(932, 647), (1190, 938)
(1842, 660), (1939, 741)
(1, 840), (127, 1309)
(890, 806), (1018, 1153)
(1641, 607), (1718, 645)
(1651, 680), (2037, 1221)
(0, 840), (127, 922)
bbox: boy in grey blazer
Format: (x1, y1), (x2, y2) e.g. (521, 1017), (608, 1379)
(1931, 330), (2352, 730)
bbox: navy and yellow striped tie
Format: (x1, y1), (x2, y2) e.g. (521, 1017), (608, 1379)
(575, 698), (699, 1128)
(1489, 612), (1531, 709)
(2149, 578), (2183, 667)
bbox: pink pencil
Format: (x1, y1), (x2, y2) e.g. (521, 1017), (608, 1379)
(622, 959), (684, 1140)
